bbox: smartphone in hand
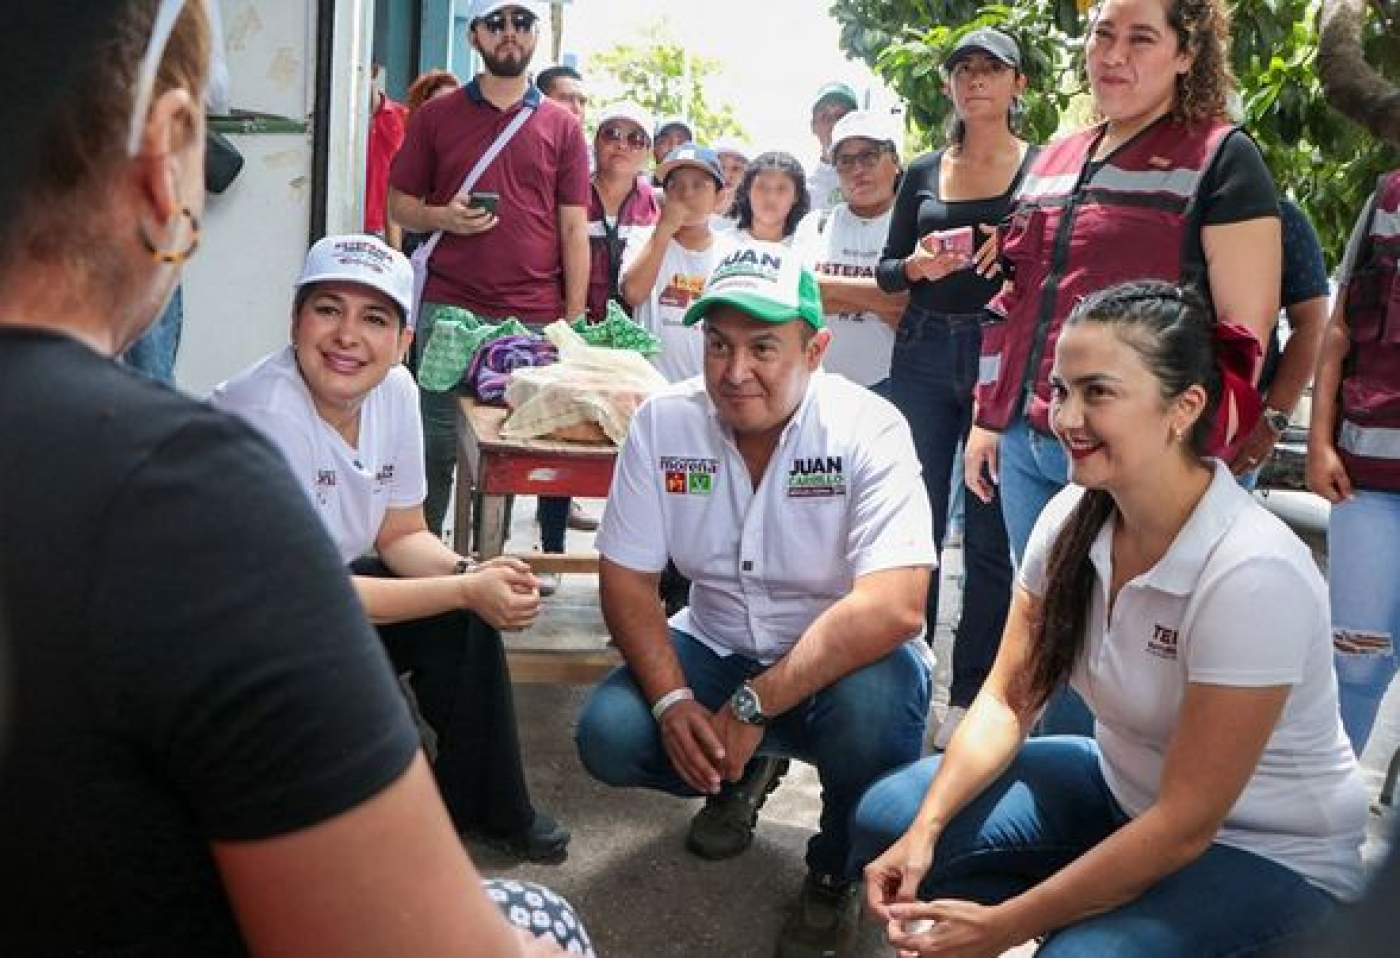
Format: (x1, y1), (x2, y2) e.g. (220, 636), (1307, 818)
(468, 191), (499, 215)
(920, 225), (975, 258)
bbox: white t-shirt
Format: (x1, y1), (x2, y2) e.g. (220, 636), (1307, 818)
(209, 346), (427, 563)
(597, 371), (936, 664)
(1021, 462), (1368, 901)
(806, 158), (842, 214)
(796, 204), (896, 387)
(623, 229), (733, 383)
(731, 227), (798, 248)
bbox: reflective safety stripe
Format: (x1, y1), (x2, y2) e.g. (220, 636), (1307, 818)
(586, 221), (648, 240)
(1339, 419), (1400, 460)
(1371, 208), (1400, 241)
(1091, 164), (1204, 198)
(1018, 172), (1080, 199)
(978, 353), (1001, 386)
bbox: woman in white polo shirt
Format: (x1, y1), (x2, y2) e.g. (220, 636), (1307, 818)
(851, 280), (1367, 955)
(211, 234), (569, 862)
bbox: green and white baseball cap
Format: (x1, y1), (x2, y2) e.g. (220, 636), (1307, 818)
(682, 241), (825, 330)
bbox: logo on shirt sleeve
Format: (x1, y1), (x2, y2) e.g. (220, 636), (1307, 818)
(787, 456), (846, 498)
(660, 456), (718, 495)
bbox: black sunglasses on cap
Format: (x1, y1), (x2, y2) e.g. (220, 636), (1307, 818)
(481, 9), (537, 33)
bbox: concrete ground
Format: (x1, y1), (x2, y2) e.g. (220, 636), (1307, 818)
(453, 493), (1397, 958)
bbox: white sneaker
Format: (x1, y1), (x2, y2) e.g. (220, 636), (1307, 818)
(932, 705), (967, 751)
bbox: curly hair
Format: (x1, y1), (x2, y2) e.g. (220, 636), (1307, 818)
(406, 70), (461, 113)
(1087, 0), (1235, 124)
(733, 151), (811, 240)
(1166, 0), (1235, 122)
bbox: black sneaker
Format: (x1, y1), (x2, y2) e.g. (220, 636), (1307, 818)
(774, 871), (859, 958)
(477, 812), (570, 863)
(685, 756), (789, 860)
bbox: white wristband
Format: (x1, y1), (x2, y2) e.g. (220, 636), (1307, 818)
(651, 687), (695, 722)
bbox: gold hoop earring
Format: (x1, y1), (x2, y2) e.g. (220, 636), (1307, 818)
(138, 207), (201, 264)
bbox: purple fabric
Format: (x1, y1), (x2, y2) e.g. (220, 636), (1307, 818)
(468, 335), (558, 403)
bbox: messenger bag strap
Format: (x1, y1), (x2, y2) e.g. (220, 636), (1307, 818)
(410, 103), (537, 326)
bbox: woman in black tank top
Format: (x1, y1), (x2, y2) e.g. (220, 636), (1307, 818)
(873, 27), (1037, 746)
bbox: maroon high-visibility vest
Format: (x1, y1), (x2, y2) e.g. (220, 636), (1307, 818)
(1338, 170), (1400, 490)
(976, 116), (1235, 434)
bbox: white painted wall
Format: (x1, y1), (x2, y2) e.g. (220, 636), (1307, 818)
(178, 0), (372, 396)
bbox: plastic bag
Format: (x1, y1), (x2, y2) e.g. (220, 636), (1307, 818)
(501, 321), (666, 443)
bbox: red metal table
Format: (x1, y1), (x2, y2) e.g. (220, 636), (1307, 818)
(454, 397), (618, 558)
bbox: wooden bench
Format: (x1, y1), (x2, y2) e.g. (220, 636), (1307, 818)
(501, 552), (619, 685)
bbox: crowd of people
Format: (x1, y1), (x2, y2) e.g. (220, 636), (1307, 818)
(4, 0), (1400, 955)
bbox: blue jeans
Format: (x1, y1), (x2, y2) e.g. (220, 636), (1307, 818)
(575, 629), (931, 878)
(121, 286), (183, 385)
(416, 303), (568, 547)
(998, 413), (1093, 735)
(849, 738), (1339, 956)
(890, 307), (1012, 705)
(1330, 488), (1400, 754)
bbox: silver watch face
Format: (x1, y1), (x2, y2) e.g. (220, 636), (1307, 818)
(730, 684), (765, 724)
(1265, 410), (1291, 434)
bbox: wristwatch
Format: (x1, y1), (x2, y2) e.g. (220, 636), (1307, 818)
(728, 682), (770, 726)
(1262, 406), (1292, 435)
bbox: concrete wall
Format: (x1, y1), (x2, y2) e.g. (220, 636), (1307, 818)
(178, 0), (372, 396)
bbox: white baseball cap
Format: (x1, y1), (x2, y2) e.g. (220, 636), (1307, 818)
(295, 234), (414, 325)
(467, 1), (547, 23)
(595, 101), (654, 137)
(713, 138), (752, 162)
(830, 111), (900, 157)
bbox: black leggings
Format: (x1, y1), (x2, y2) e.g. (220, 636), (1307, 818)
(352, 558), (535, 835)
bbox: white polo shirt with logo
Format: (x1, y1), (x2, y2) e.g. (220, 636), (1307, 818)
(597, 369), (936, 664)
(1021, 461), (1368, 901)
(210, 346), (427, 563)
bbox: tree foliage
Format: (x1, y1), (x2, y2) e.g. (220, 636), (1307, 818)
(830, 0), (1400, 261)
(587, 24), (746, 143)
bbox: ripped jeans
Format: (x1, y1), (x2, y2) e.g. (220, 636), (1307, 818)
(1330, 488), (1400, 755)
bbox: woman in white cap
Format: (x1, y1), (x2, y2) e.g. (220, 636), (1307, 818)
(875, 26), (1034, 750)
(587, 101), (660, 320)
(212, 234), (572, 865)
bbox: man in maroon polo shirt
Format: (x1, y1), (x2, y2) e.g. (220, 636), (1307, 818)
(389, 0), (590, 558)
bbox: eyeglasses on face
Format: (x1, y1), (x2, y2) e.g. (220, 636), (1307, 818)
(481, 9), (537, 34)
(599, 125), (649, 150)
(833, 147), (887, 172)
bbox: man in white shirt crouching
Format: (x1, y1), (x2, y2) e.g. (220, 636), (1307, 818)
(575, 241), (936, 958)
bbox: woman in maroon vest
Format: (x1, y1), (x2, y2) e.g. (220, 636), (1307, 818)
(1308, 170), (1400, 756)
(965, 0), (1280, 734)
(586, 101), (660, 321)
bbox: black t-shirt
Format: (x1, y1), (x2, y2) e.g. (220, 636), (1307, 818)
(0, 330), (420, 955)
(876, 146), (1037, 313)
